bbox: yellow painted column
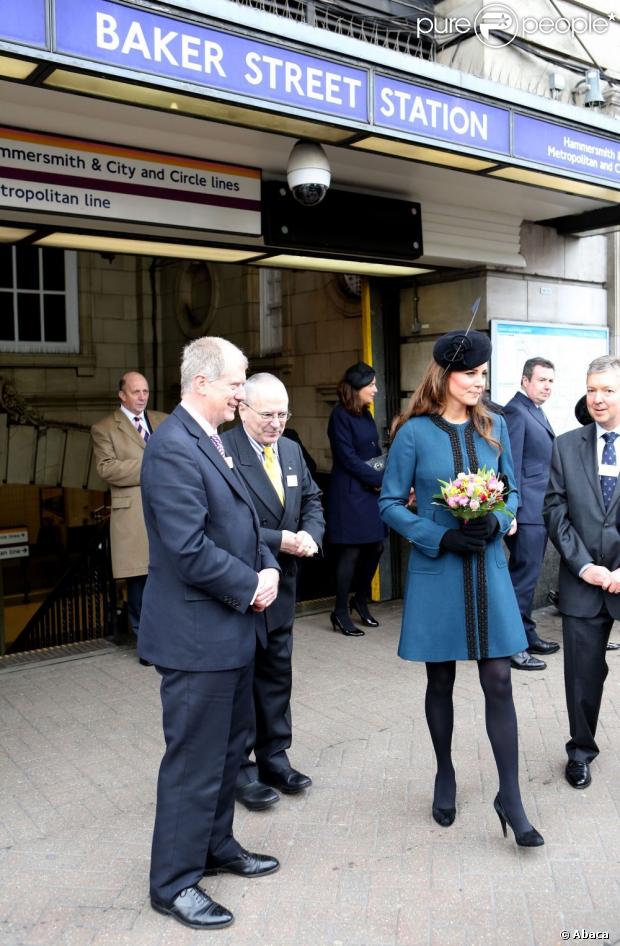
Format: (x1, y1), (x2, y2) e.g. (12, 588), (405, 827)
(361, 278), (381, 602)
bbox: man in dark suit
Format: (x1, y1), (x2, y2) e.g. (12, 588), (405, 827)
(544, 354), (620, 790)
(223, 374), (325, 811)
(138, 338), (281, 930)
(504, 357), (559, 671)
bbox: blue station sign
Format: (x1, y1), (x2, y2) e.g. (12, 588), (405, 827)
(53, 0), (369, 123)
(513, 114), (620, 186)
(374, 75), (510, 154)
(0, 0), (47, 48)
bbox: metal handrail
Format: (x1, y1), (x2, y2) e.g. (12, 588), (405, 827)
(7, 522), (118, 654)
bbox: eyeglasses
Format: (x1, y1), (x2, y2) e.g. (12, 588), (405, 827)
(243, 402), (291, 423)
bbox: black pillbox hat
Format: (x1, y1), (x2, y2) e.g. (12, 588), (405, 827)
(433, 330), (491, 371)
(343, 361), (375, 390)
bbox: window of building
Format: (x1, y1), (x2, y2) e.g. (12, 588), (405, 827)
(259, 267), (283, 355)
(0, 247), (79, 353)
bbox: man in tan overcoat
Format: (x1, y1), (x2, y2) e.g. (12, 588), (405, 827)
(91, 372), (167, 641)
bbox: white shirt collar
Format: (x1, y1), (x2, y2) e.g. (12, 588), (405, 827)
(595, 422), (620, 439)
(120, 404), (145, 424)
(244, 428), (280, 462)
(180, 399), (217, 437)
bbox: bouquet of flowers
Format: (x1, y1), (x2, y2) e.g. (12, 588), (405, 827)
(432, 467), (513, 522)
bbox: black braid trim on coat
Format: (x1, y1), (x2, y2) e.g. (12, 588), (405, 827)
(430, 415), (478, 659)
(465, 420), (489, 658)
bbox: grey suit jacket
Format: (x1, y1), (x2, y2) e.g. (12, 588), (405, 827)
(543, 423), (620, 619)
(222, 425), (325, 632)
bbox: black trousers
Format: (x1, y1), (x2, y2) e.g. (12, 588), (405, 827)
(505, 525), (547, 645)
(150, 661), (253, 902)
(237, 621), (294, 784)
(563, 608), (612, 763)
(126, 574), (147, 636)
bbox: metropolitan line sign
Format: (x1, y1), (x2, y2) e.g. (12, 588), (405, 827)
(0, 127), (261, 235)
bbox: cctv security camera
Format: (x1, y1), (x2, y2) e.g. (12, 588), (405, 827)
(286, 140), (331, 207)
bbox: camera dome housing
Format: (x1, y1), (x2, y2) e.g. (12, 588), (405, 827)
(286, 140), (331, 207)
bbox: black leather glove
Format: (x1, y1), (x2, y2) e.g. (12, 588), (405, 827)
(440, 529), (486, 555)
(462, 514), (499, 541)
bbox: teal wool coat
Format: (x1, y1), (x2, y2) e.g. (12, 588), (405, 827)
(379, 414), (527, 662)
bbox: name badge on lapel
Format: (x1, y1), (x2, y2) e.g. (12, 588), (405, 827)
(286, 474), (298, 487)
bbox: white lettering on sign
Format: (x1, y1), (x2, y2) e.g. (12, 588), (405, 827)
(243, 51), (362, 108)
(0, 546), (29, 560)
(379, 87), (488, 141)
(0, 529), (28, 546)
(96, 13), (227, 76)
(0, 127), (261, 235)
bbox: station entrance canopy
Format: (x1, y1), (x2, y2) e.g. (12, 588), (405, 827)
(1, 0), (619, 262)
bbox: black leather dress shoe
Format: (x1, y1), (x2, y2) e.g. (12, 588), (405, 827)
(510, 650), (546, 670)
(139, 657), (153, 666)
(259, 767), (312, 794)
(151, 885), (233, 929)
(527, 637), (560, 655)
(204, 850), (280, 877)
(565, 760), (591, 789)
(235, 779), (279, 811)
(607, 641), (620, 651)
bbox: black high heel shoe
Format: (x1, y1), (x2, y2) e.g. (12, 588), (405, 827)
(349, 596), (379, 627)
(432, 803), (456, 827)
(493, 794), (544, 847)
(330, 612), (365, 637)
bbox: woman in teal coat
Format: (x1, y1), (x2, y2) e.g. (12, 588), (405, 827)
(379, 330), (543, 847)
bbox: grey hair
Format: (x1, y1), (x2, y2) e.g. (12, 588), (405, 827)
(587, 354), (620, 377)
(243, 373), (288, 404)
(180, 337), (247, 395)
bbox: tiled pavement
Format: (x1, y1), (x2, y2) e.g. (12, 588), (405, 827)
(0, 603), (619, 946)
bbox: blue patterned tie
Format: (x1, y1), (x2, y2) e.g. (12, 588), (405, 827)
(600, 432), (618, 509)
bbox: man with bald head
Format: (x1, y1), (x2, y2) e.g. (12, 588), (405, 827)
(91, 371), (167, 643)
(223, 373), (324, 810)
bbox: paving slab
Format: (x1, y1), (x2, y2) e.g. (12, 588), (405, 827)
(0, 603), (619, 946)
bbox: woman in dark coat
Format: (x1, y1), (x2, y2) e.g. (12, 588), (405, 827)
(379, 331), (543, 847)
(327, 362), (387, 637)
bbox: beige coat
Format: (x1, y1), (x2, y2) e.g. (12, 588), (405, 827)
(91, 409), (168, 578)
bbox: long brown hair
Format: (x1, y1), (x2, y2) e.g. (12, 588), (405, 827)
(337, 379), (364, 415)
(390, 359), (499, 450)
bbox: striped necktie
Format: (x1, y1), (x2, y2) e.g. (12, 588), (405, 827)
(133, 415), (149, 442)
(210, 433), (226, 457)
(263, 445), (284, 504)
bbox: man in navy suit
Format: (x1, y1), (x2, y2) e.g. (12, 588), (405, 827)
(504, 357), (560, 670)
(138, 338), (281, 931)
(223, 374), (325, 811)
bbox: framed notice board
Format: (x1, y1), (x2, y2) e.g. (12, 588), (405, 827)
(491, 320), (609, 435)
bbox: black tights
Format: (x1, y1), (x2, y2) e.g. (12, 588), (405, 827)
(333, 542), (384, 617)
(425, 658), (532, 832)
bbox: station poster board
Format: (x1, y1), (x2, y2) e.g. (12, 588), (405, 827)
(490, 320), (609, 435)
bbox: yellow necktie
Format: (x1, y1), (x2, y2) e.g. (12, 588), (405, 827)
(264, 445), (284, 504)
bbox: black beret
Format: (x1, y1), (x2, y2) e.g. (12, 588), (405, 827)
(433, 330), (491, 371)
(343, 361), (375, 390)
